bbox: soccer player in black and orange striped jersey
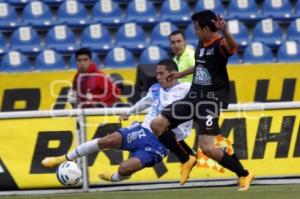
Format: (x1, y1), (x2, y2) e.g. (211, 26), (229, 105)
(150, 10), (253, 191)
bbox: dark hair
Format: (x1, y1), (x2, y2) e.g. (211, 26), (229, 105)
(75, 48), (92, 60)
(169, 30), (186, 40)
(191, 10), (217, 32)
(158, 59), (178, 72)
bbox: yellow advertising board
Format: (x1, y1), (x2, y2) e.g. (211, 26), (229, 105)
(0, 64), (300, 111)
(1, 108), (300, 189)
(228, 63), (300, 103)
(0, 117), (77, 189)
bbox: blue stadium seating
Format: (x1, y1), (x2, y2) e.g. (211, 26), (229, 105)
(57, 0), (89, 27)
(0, 51), (32, 72)
(92, 0), (125, 27)
(160, 0), (191, 26)
(8, 0), (30, 6)
(43, 0), (63, 6)
(126, 0), (158, 27)
(139, 45), (168, 65)
(185, 23), (198, 46)
(262, 0), (294, 21)
(113, 0), (132, 3)
(69, 52), (101, 69)
(243, 42), (274, 63)
(228, 0), (262, 22)
(45, 25), (78, 54)
(228, 53), (241, 64)
(195, 0), (226, 17)
(10, 26), (42, 55)
(81, 23), (112, 54)
(78, 0), (99, 5)
(287, 18), (300, 42)
(35, 49), (65, 70)
(227, 19), (250, 49)
(151, 21), (178, 51)
(22, 1), (54, 29)
(0, 2), (19, 30)
(296, 2), (300, 18)
(253, 18), (284, 48)
(277, 41), (300, 62)
(0, 33), (8, 56)
(104, 47), (136, 68)
(115, 22), (147, 53)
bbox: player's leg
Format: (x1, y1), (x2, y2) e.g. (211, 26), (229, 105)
(178, 140), (195, 156)
(173, 120), (196, 156)
(99, 157), (142, 182)
(199, 134), (253, 190)
(215, 135), (251, 179)
(151, 115), (191, 163)
(197, 134), (240, 173)
(42, 132), (122, 168)
(150, 101), (196, 185)
(100, 127), (168, 182)
(197, 102), (253, 191)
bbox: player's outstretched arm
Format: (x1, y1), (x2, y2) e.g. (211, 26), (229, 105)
(167, 66), (195, 82)
(120, 93), (153, 121)
(212, 14), (238, 52)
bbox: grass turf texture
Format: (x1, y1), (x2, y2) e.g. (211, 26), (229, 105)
(2, 184), (300, 199)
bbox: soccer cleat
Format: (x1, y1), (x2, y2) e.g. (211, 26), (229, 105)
(180, 155), (197, 185)
(41, 155), (67, 168)
(99, 172), (113, 182)
(238, 171), (254, 191)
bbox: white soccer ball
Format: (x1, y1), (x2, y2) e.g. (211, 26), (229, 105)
(56, 161), (82, 186)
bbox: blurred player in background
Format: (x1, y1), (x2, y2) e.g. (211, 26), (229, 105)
(150, 10), (253, 191)
(120, 59), (195, 158)
(68, 48), (120, 108)
(169, 30), (195, 83)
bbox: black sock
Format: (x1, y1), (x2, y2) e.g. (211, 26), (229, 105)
(230, 153), (249, 176)
(219, 152), (248, 177)
(178, 140), (195, 156)
(159, 130), (189, 163)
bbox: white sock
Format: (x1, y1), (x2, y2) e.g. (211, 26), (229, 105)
(66, 139), (100, 160)
(111, 172), (131, 182)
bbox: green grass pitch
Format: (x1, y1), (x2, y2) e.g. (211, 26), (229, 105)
(2, 184), (300, 199)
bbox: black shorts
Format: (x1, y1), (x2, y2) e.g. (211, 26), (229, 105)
(161, 89), (227, 135)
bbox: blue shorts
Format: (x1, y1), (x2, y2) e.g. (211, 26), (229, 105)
(118, 123), (168, 168)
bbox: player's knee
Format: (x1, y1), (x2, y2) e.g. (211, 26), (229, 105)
(118, 164), (133, 176)
(150, 119), (160, 136)
(98, 132), (121, 149)
(199, 143), (215, 157)
(150, 117), (168, 136)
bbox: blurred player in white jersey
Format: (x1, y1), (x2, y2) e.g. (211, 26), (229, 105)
(121, 59), (195, 157)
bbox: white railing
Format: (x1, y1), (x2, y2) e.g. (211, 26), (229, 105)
(1, 102), (300, 119)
